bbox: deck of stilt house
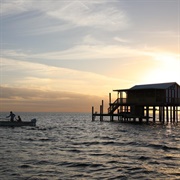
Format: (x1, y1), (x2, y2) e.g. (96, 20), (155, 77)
(92, 82), (180, 123)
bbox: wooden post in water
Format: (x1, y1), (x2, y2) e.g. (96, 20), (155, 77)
(173, 106), (175, 123)
(109, 93), (111, 105)
(125, 106), (128, 121)
(99, 100), (104, 122)
(159, 106), (162, 122)
(100, 105), (101, 121)
(110, 95), (113, 121)
(176, 106), (178, 122)
(118, 109), (120, 121)
(101, 100), (104, 120)
(120, 92), (123, 113)
(146, 106), (149, 123)
(166, 106), (169, 123)
(109, 93), (111, 115)
(170, 106), (172, 122)
(100, 105), (102, 121)
(153, 106), (156, 123)
(92, 106), (94, 121)
(162, 106), (165, 123)
(110, 115), (114, 121)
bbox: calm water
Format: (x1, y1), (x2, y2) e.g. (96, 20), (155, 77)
(0, 112), (179, 180)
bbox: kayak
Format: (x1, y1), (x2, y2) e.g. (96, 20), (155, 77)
(0, 118), (37, 127)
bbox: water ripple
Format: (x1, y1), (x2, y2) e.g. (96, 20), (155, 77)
(0, 112), (179, 180)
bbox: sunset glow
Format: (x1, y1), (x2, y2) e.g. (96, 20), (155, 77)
(144, 53), (180, 83)
(0, 0), (180, 112)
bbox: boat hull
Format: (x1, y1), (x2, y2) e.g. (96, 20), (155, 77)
(0, 119), (36, 127)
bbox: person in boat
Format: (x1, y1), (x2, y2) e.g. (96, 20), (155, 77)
(16, 115), (22, 122)
(6, 111), (16, 122)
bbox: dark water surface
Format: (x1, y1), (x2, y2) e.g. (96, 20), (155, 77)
(0, 112), (179, 180)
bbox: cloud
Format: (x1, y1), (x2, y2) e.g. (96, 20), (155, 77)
(1, 58), (131, 95)
(0, 86), (105, 112)
(114, 37), (131, 43)
(1, 0), (179, 113)
(27, 44), (143, 61)
(1, 56), (123, 112)
(0, 0), (27, 16)
(1, 49), (29, 60)
(1, 0), (129, 35)
(46, 1), (128, 31)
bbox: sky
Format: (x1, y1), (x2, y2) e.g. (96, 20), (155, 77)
(0, 0), (180, 112)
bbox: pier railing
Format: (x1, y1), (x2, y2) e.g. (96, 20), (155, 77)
(108, 98), (127, 114)
(108, 97), (180, 114)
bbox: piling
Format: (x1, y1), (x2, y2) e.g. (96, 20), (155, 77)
(92, 106), (95, 121)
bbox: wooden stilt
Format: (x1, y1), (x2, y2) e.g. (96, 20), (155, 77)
(176, 106), (178, 122)
(166, 106), (169, 123)
(153, 106), (156, 123)
(133, 117), (136, 122)
(92, 106), (94, 121)
(109, 93), (111, 104)
(100, 105), (102, 121)
(159, 106), (162, 122)
(170, 106), (173, 122)
(110, 115), (114, 121)
(162, 106), (165, 123)
(139, 118), (142, 123)
(120, 92), (123, 113)
(173, 106), (175, 123)
(118, 109), (120, 121)
(146, 106), (149, 123)
(101, 100), (104, 121)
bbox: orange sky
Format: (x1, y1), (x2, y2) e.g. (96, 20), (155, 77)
(1, 1), (180, 112)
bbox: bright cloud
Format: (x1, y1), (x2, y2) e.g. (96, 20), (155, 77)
(47, 1), (128, 30)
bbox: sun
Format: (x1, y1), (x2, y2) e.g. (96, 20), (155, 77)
(144, 53), (180, 84)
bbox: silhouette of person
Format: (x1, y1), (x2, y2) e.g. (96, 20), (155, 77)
(6, 111), (16, 122)
(16, 115), (22, 122)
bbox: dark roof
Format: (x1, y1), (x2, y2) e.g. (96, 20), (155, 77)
(130, 82), (177, 90)
(114, 82), (178, 92)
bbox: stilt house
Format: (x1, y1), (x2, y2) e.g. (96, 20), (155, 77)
(93, 82), (180, 123)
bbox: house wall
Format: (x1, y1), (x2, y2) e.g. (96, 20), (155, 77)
(166, 84), (180, 103)
(127, 89), (165, 104)
(130, 105), (144, 116)
(127, 84), (180, 104)
(156, 89), (166, 103)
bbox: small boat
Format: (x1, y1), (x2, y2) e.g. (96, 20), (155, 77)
(0, 118), (37, 127)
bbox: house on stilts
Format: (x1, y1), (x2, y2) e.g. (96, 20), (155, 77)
(92, 82), (180, 123)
